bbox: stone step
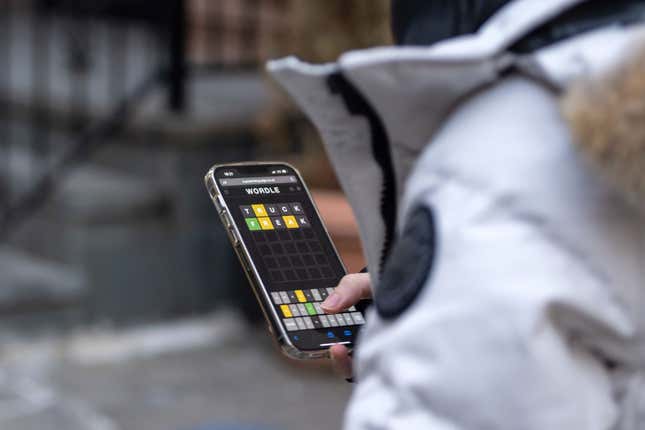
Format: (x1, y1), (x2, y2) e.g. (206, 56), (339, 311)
(128, 72), (271, 143)
(0, 118), (75, 199)
(52, 164), (171, 225)
(6, 163), (181, 326)
(9, 162), (172, 258)
(0, 247), (86, 315)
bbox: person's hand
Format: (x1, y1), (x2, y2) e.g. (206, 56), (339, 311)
(321, 272), (372, 380)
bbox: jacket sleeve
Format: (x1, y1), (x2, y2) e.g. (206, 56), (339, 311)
(345, 190), (630, 429)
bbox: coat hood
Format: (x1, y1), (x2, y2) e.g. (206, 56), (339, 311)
(268, 0), (644, 277)
(563, 42), (645, 210)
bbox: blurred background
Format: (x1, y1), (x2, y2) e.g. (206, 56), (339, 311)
(0, 1), (390, 429)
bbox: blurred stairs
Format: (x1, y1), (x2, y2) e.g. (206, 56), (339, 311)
(2, 70), (272, 330)
(0, 247), (86, 331)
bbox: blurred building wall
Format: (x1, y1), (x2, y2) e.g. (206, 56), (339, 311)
(187, 0), (392, 65)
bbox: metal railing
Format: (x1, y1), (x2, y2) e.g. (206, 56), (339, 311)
(0, 0), (292, 238)
(0, 0), (188, 237)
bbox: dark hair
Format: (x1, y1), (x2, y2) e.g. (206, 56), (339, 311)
(391, 0), (511, 45)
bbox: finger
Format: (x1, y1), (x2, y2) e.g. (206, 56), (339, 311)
(330, 344), (353, 379)
(321, 273), (371, 313)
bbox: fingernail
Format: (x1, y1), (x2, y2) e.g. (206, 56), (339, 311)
(322, 293), (341, 310)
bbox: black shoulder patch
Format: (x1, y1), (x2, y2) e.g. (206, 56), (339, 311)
(375, 206), (437, 319)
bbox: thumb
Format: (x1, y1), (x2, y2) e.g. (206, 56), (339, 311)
(321, 273), (371, 313)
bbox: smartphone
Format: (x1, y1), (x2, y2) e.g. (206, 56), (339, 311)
(204, 162), (369, 359)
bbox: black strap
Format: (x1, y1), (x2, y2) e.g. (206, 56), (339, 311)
(327, 73), (398, 272)
(391, 0), (645, 53)
(391, 0), (512, 46)
(512, 0), (645, 53)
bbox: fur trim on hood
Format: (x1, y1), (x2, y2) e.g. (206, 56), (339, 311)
(562, 43), (645, 210)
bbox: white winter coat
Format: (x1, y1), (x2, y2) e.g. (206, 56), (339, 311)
(269, 0), (645, 428)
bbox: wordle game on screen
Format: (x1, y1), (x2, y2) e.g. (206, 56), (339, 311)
(240, 203), (365, 332)
(240, 202), (309, 231)
(240, 202), (335, 283)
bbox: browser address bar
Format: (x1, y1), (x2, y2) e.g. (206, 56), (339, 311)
(218, 175), (298, 187)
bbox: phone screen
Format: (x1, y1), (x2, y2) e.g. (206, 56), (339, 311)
(214, 164), (368, 351)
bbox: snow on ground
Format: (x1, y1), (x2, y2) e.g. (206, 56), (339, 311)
(0, 310), (351, 430)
